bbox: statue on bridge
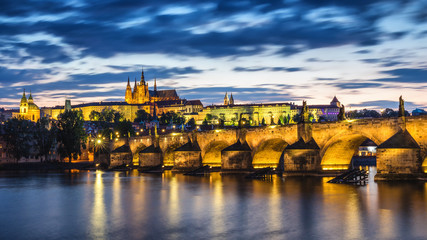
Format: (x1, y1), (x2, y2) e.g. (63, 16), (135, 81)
(337, 104), (346, 121)
(398, 95), (405, 117)
(300, 100), (309, 123)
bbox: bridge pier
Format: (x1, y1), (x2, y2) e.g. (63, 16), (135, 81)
(221, 140), (252, 171)
(172, 138), (202, 171)
(283, 138), (321, 173)
(375, 130), (424, 180)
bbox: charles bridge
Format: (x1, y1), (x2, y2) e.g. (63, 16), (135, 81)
(108, 115), (427, 179)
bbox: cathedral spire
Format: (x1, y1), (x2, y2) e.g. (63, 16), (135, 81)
(154, 78), (157, 92)
(140, 67), (145, 84)
(21, 89), (27, 104)
(224, 92), (229, 105)
(28, 90), (33, 103)
(229, 92), (234, 105)
(127, 77), (130, 87)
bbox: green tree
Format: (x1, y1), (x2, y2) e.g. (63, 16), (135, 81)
(381, 108), (398, 118)
(230, 117), (237, 126)
(205, 114), (213, 122)
(159, 111), (185, 125)
(292, 114), (300, 123)
(187, 118), (196, 129)
(3, 118), (33, 162)
(114, 120), (135, 138)
(261, 117), (266, 126)
(219, 119), (225, 128)
(89, 110), (101, 121)
(308, 113), (315, 122)
(57, 110), (87, 163)
(99, 108), (115, 122)
(134, 109), (151, 123)
(113, 111), (124, 123)
(34, 117), (57, 162)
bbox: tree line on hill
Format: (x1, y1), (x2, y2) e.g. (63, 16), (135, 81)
(1, 111), (87, 163)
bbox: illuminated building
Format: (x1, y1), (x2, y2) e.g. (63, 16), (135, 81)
(12, 90), (40, 122)
(195, 94), (341, 126)
(41, 69), (203, 121)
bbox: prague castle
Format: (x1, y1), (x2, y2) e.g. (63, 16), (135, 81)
(40, 69), (202, 121)
(12, 68), (341, 125)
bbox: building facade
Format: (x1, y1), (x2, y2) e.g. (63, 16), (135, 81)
(12, 90), (40, 122)
(42, 70), (203, 121)
(194, 93), (341, 126)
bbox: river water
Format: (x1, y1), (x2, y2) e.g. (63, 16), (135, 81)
(1, 168), (427, 240)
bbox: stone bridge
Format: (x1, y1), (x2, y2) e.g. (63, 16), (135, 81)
(114, 115), (427, 179)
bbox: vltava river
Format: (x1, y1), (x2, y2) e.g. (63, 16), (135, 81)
(1, 168), (427, 240)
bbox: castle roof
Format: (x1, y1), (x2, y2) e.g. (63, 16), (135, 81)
(331, 96), (339, 102)
(185, 100), (203, 106)
(378, 130), (420, 149)
(149, 89), (179, 98)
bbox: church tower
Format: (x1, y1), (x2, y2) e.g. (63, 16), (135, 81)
(20, 89), (28, 114)
(137, 68), (150, 104)
(229, 92), (234, 105)
(224, 92), (229, 105)
(28, 91), (34, 104)
(125, 77), (132, 104)
(330, 96), (341, 107)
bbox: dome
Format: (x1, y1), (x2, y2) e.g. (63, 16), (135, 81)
(28, 103), (39, 110)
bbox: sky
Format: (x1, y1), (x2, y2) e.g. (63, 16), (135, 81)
(0, 0), (426, 111)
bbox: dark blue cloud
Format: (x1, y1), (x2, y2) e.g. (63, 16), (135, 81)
(375, 68), (427, 83)
(0, 0), (408, 60)
(332, 82), (384, 89)
(233, 66), (304, 72)
(354, 50), (371, 54)
(360, 57), (408, 68)
(22, 41), (72, 64)
(0, 67), (51, 84)
(350, 100), (420, 110)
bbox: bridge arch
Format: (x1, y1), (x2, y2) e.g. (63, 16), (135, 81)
(252, 138), (288, 168)
(132, 144), (148, 165)
(163, 142), (183, 167)
(202, 140), (230, 167)
(320, 131), (381, 170)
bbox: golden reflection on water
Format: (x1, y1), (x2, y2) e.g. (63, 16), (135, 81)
(210, 173), (225, 236)
(321, 175), (363, 238)
(168, 174), (180, 231)
(112, 172), (122, 229)
(90, 171), (106, 239)
(268, 177), (283, 233)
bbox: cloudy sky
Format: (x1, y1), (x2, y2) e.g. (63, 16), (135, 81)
(0, 0), (426, 110)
